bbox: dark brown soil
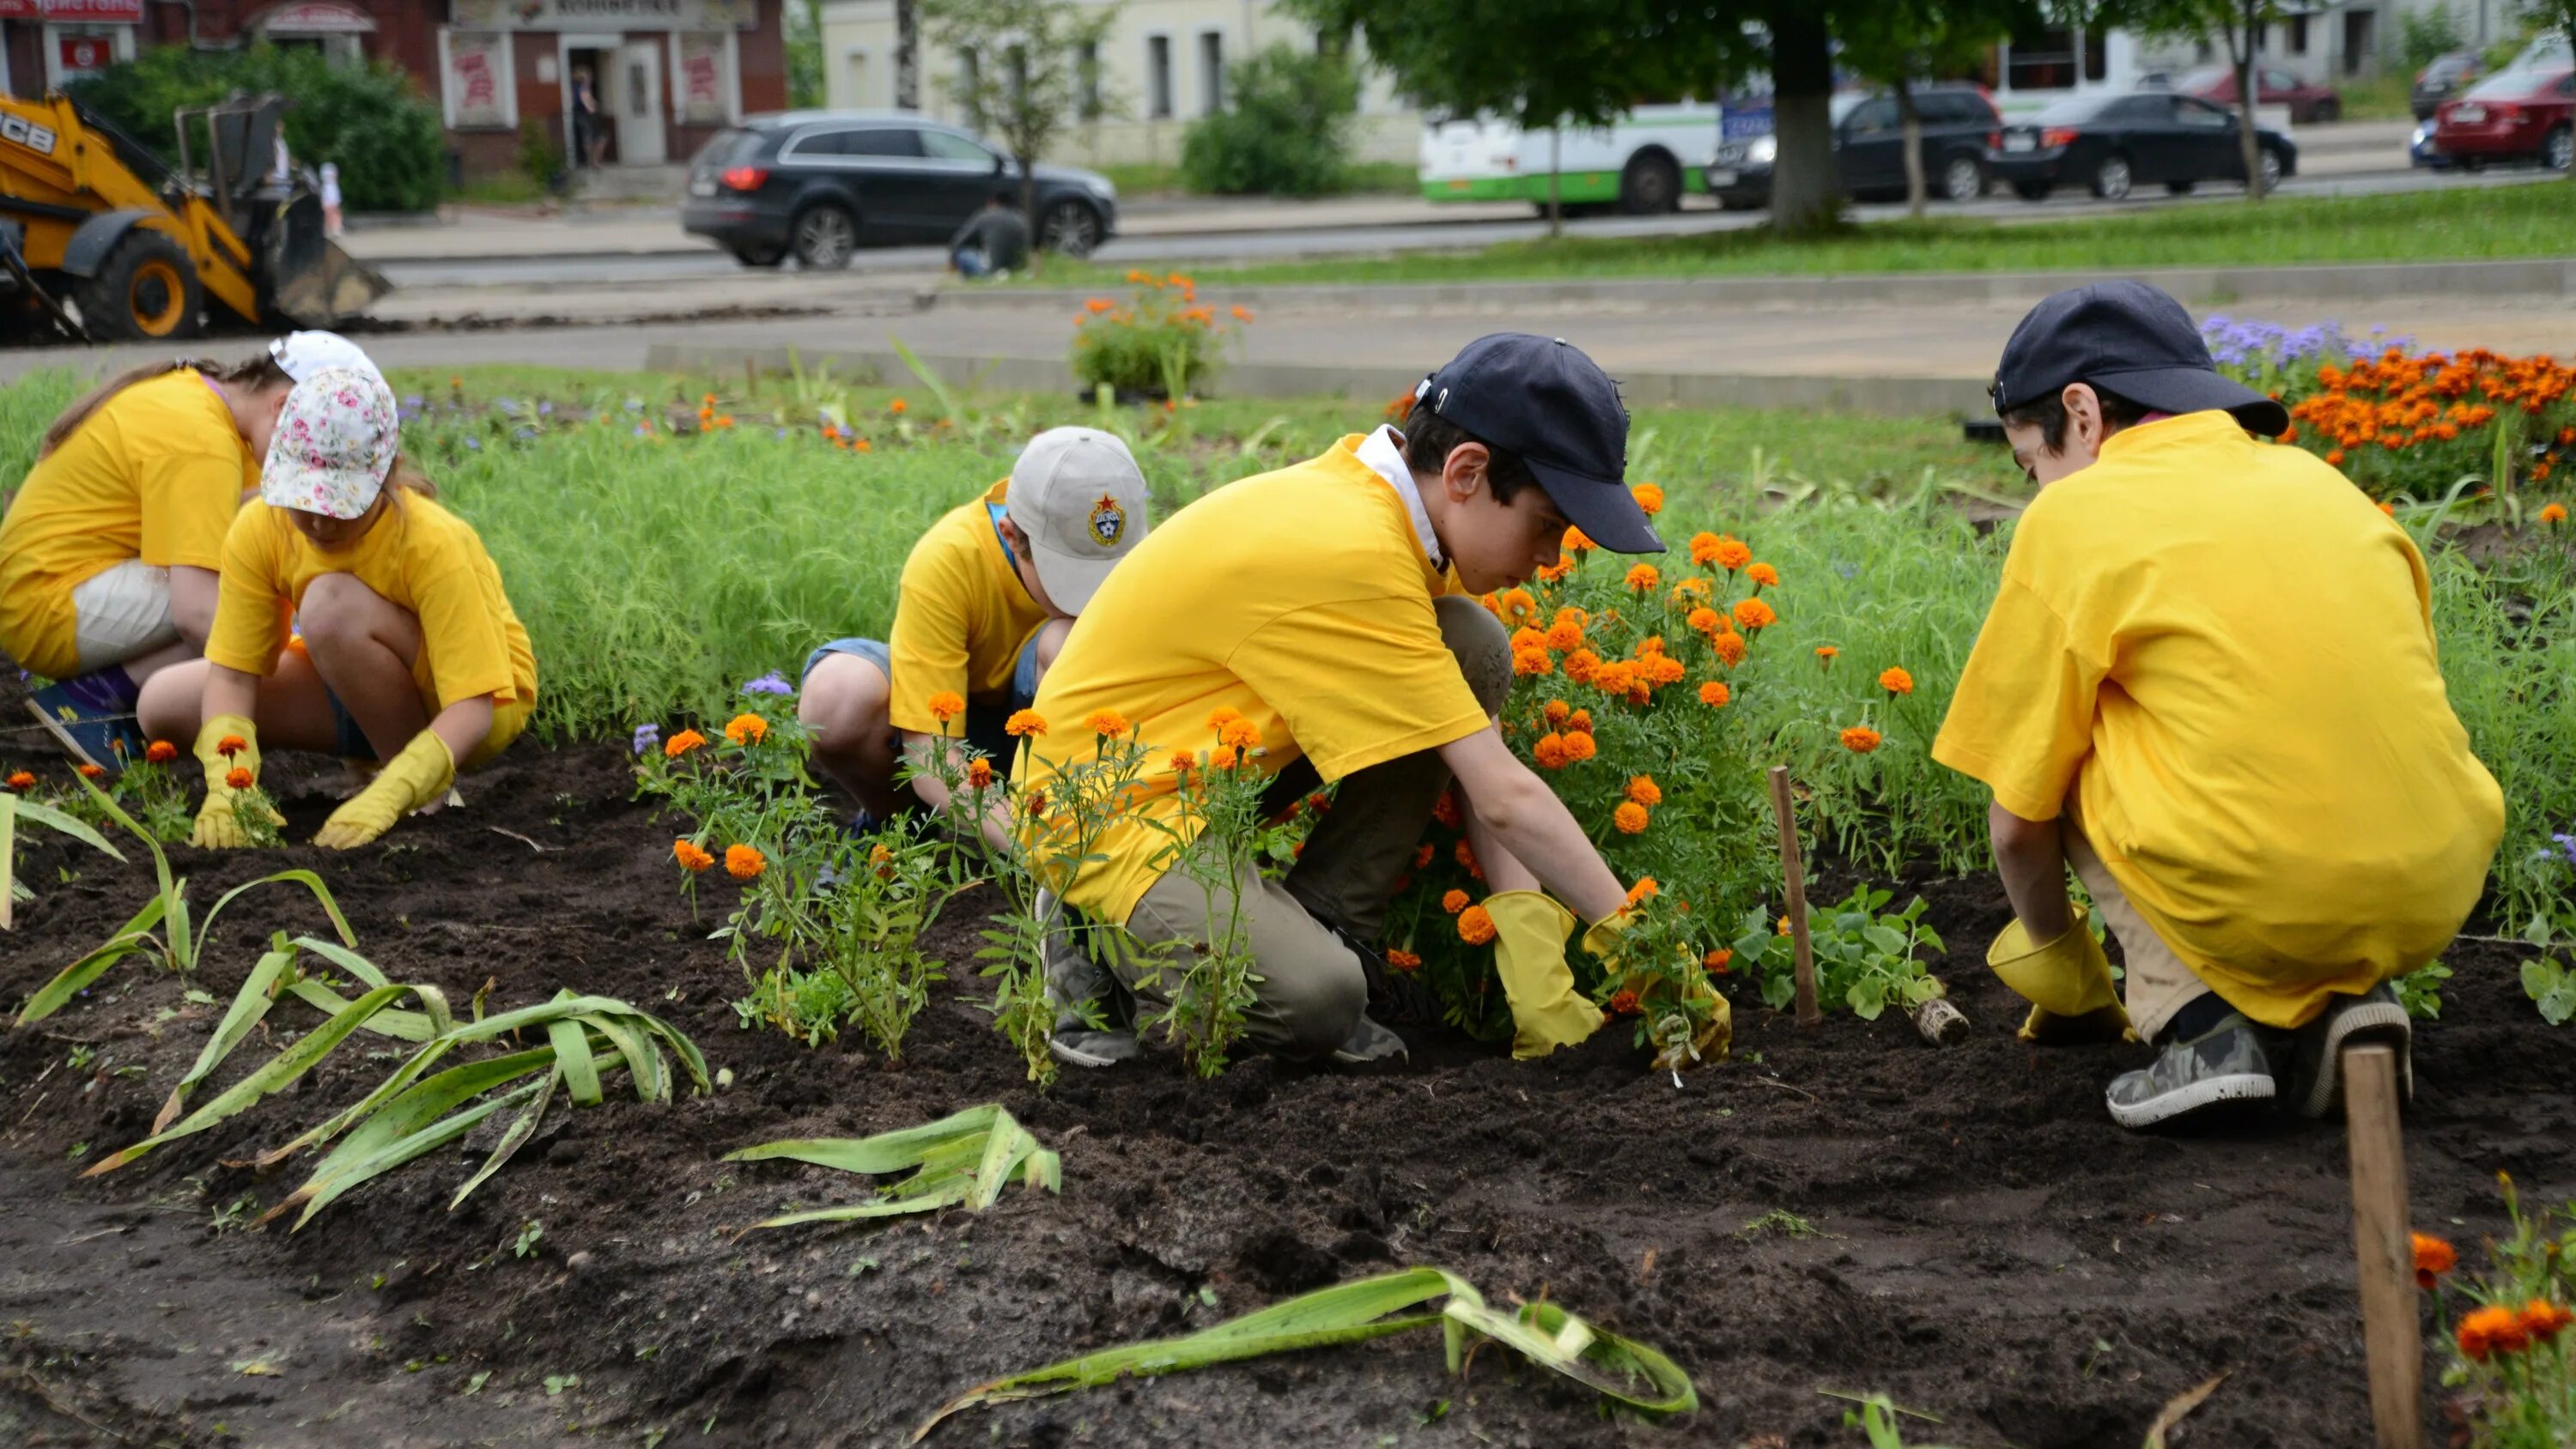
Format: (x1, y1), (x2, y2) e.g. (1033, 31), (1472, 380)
(0, 740), (2561, 1449)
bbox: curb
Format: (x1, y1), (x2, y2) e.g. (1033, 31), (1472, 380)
(637, 341), (1990, 418)
(920, 257), (2576, 313)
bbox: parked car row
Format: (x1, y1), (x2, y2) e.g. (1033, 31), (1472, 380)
(2427, 66), (2575, 173)
(681, 111), (1119, 270)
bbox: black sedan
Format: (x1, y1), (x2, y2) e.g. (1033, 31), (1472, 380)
(1988, 91), (2296, 201)
(682, 111), (1119, 269)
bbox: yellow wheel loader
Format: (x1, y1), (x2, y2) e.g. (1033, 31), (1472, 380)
(0, 92), (391, 343)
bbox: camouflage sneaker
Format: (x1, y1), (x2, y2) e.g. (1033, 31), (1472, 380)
(2105, 1011), (2281, 1130)
(2287, 985), (2413, 1119)
(1328, 1012), (1409, 1067)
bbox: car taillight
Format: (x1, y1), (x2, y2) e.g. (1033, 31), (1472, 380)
(720, 166), (769, 191)
(2494, 102), (2524, 123)
(1985, 130), (2002, 149)
(2042, 127), (2079, 149)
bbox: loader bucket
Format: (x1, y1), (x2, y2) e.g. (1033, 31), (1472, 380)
(271, 239), (392, 329)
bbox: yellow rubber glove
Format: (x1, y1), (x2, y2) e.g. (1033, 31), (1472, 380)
(1583, 910), (1733, 1070)
(1985, 905), (2136, 1045)
(313, 729), (456, 849)
(191, 712), (283, 849)
(1484, 891), (1606, 1060)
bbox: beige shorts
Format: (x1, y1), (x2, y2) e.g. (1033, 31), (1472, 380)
(72, 561), (179, 672)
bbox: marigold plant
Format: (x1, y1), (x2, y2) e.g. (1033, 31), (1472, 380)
(725, 843), (767, 880)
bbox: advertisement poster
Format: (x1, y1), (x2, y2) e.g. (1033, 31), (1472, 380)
(448, 32), (507, 128)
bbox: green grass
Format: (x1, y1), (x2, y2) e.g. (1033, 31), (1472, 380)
(2335, 72), (2417, 122)
(1035, 182), (2576, 288)
(1096, 158), (1420, 199)
(447, 170), (556, 208)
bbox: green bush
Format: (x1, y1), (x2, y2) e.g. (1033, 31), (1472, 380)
(2399, 6), (2464, 69)
(1178, 43), (1360, 197)
(68, 45), (444, 214)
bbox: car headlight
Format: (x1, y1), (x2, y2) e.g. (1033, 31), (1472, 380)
(1084, 174), (1116, 200)
(2412, 120), (2433, 146)
(1747, 135), (1777, 166)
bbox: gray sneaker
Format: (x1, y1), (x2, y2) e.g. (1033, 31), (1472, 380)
(2105, 1012), (2280, 1130)
(1048, 1028), (1139, 1070)
(2288, 985), (2413, 1119)
(1328, 1013), (1408, 1066)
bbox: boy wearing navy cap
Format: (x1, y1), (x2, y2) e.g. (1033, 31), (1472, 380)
(1026, 333), (1699, 1069)
(1935, 281), (2500, 1129)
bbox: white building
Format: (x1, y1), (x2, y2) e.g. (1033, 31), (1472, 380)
(814, 0), (1422, 167)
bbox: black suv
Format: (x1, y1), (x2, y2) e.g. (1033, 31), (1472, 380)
(1709, 84), (2003, 209)
(682, 111), (1120, 269)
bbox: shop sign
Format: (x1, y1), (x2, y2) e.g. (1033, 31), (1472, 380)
(451, 0), (754, 33)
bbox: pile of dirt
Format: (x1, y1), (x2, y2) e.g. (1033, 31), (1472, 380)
(0, 740), (2561, 1448)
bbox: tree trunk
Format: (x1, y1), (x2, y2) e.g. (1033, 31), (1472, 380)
(2233, 5), (2264, 202)
(2567, 16), (2576, 180)
(895, 0), (919, 110)
(1767, 6), (1840, 233)
(1547, 125), (1563, 239)
(1897, 76), (1927, 220)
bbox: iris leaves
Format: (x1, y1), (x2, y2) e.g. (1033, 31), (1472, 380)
(723, 1104), (1060, 1231)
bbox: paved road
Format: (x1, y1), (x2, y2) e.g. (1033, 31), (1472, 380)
(374, 161), (2550, 290)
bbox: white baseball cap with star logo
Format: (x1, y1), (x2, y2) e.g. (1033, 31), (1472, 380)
(1007, 426), (1151, 614)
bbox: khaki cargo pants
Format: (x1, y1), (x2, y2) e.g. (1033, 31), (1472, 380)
(1105, 594), (1512, 1058)
(2063, 821), (2206, 1042)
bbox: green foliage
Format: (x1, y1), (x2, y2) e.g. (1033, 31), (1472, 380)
(68, 45), (444, 213)
(2401, 5), (2466, 68)
(515, 118), (566, 192)
(724, 1104), (1060, 1230)
(1734, 887), (1947, 1022)
(2397, 960), (2454, 1020)
(2526, 956), (2576, 1025)
(784, 0), (827, 109)
(921, 0), (1120, 216)
(1179, 44), (1361, 197)
(1068, 276), (1242, 399)
(2427, 1176), (2576, 1446)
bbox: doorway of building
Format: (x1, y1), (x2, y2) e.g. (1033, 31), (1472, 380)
(566, 44), (613, 167)
(612, 39), (666, 166)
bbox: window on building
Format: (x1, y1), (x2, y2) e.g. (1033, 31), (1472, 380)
(2004, 27), (2076, 90)
(2082, 27), (2107, 82)
(1198, 30), (1224, 114)
(1145, 34), (1172, 118)
(2287, 14), (2310, 54)
(1075, 39), (1100, 119)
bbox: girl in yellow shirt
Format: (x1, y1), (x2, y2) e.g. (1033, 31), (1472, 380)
(136, 366), (538, 850)
(2, 332), (383, 770)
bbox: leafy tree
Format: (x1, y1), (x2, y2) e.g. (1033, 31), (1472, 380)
(2398, 5), (2464, 70)
(920, 0), (1122, 227)
(1180, 43), (1362, 196)
(786, 0), (825, 108)
(1837, 0), (2029, 217)
(2091, 0), (2287, 200)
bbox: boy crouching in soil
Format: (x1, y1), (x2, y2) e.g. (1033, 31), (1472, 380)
(1935, 281), (2502, 1130)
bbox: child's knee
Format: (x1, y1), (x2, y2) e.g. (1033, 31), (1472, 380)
(799, 653), (889, 752)
(295, 573), (386, 647)
(1432, 594), (1513, 716)
(135, 664), (205, 740)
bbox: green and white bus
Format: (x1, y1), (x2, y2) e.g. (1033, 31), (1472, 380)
(1417, 103), (1721, 214)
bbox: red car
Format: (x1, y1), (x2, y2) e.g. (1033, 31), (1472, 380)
(2181, 64), (2343, 124)
(2433, 67), (2576, 172)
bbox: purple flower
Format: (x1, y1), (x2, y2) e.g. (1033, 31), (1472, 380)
(2555, 832), (2576, 868)
(464, 437), (482, 451)
(741, 671), (794, 697)
(402, 394), (425, 409)
(538, 401), (555, 416)
(632, 723), (662, 755)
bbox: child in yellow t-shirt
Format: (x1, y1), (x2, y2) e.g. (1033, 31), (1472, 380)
(1935, 282), (2501, 1131)
(135, 367), (538, 851)
(2, 333), (383, 770)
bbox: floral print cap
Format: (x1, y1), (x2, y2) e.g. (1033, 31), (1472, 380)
(261, 365), (397, 520)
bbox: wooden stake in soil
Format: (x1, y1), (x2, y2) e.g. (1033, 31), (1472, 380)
(1766, 766), (1820, 1028)
(2342, 1043), (2422, 1449)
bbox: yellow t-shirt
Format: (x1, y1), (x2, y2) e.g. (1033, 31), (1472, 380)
(1021, 436), (1489, 925)
(885, 477), (1051, 736)
(206, 493), (538, 719)
(0, 369), (258, 678)
(1933, 411), (2502, 1028)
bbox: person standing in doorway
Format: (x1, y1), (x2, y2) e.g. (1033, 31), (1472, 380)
(573, 66), (607, 169)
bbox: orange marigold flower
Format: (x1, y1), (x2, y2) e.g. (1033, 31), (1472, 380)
(2520, 1299), (2575, 1343)
(1210, 745), (1242, 770)
(1544, 619), (1584, 651)
(76, 763), (104, 779)
(1385, 948), (1422, 971)
(2325, 449), (2347, 465)
(1498, 588), (1540, 625)
(2411, 1233), (2457, 1288)
(2542, 502), (2568, 525)
(1564, 709), (1595, 738)
(1625, 774), (1662, 807)
(1542, 698), (1571, 724)
(1432, 790), (1461, 828)
(1711, 631), (1748, 667)
(1085, 297), (1114, 313)
(1513, 646), (1554, 677)
(1732, 597), (1777, 633)
(1562, 648), (1600, 684)
(1414, 842), (1435, 869)
(1607, 988), (1643, 1016)
(966, 757), (997, 790)
(724, 712), (769, 746)
(1589, 660), (1637, 695)
(2377, 500), (2397, 515)
(1746, 561), (1779, 589)
(216, 734), (248, 758)
(1442, 888), (1470, 914)
(1457, 904), (1498, 945)
(927, 690), (967, 724)
(3, 771), (31, 790)
(144, 739), (179, 764)
(2458, 1304), (2529, 1361)
(1645, 654), (1687, 687)
(1631, 482), (1664, 515)
(665, 729), (708, 759)
(1840, 725), (1883, 754)
(890, 398), (908, 414)
(1231, 305), (1255, 323)
(1206, 706), (1242, 731)
(1689, 531), (1722, 566)
(1713, 537), (1752, 573)
(1085, 708), (1132, 737)
(1624, 563), (1660, 594)
(1699, 680), (1732, 708)
(673, 839), (714, 872)
(1218, 718), (1261, 749)
(1814, 646), (1838, 664)
(1686, 606), (1722, 637)
(1879, 667), (1915, 696)
(1533, 731), (1571, 769)
(1455, 839), (1482, 879)
(1004, 710), (1048, 737)
(1613, 801), (1650, 834)
(1563, 526), (1595, 555)
(1626, 877), (1658, 901)
(725, 844), (767, 880)
(225, 767), (254, 790)
(1704, 948), (1734, 974)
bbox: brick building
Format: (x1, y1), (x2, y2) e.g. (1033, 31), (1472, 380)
(3, 0), (787, 179)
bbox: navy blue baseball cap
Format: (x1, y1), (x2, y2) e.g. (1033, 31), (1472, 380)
(1413, 333), (1662, 555)
(1991, 281), (2289, 438)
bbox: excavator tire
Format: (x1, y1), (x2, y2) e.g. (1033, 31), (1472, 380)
(76, 229), (203, 342)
